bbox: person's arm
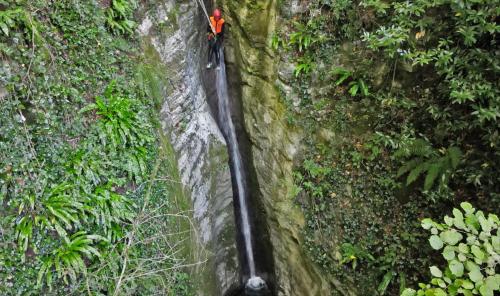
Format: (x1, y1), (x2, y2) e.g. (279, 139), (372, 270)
(218, 22), (225, 42)
(207, 24), (214, 39)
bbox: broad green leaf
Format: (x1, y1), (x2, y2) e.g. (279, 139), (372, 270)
(430, 266), (443, 278)
(444, 216), (453, 226)
(465, 214), (480, 231)
(401, 288), (416, 296)
(449, 260), (464, 277)
(469, 268), (483, 283)
(465, 260), (480, 272)
(460, 202), (474, 213)
(0, 22), (9, 36)
(442, 245), (455, 260)
(422, 218), (434, 229)
(462, 280), (474, 289)
(440, 230), (463, 245)
(453, 208), (466, 229)
(488, 214), (499, 225)
(470, 245), (485, 261)
(492, 235), (500, 252)
(458, 253), (467, 262)
(377, 271), (393, 295)
(478, 285), (493, 296)
(484, 275), (500, 290)
(429, 235), (444, 250)
(477, 212), (492, 232)
(458, 243), (469, 254)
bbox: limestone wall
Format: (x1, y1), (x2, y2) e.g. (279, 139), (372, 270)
(138, 2), (239, 294)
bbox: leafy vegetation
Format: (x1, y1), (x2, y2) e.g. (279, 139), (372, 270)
(105, 0), (137, 35)
(275, 0), (498, 294)
(403, 203), (499, 296)
(0, 0), (193, 294)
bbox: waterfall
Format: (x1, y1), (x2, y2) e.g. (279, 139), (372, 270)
(215, 52), (257, 277)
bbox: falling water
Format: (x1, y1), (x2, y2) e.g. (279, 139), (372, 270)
(215, 52), (257, 277)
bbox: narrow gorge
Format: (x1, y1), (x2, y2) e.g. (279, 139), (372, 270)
(137, 0), (336, 295)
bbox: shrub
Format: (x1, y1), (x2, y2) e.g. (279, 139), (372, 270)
(402, 202), (499, 296)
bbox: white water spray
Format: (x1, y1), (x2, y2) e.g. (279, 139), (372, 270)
(215, 52), (257, 277)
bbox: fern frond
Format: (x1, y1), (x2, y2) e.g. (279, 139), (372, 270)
(424, 163), (441, 190)
(406, 161), (429, 185)
(447, 146), (462, 169)
(409, 139), (435, 157)
(397, 158), (420, 177)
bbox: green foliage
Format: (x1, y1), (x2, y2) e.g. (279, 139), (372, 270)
(288, 20), (326, 52)
(362, 0), (500, 193)
(331, 67), (370, 97)
(294, 56), (314, 77)
(81, 81), (153, 183)
(0, 7), (25, 36)
(340, 242), (375, 270)
(0, 1), (193, 294)
(37, 232), (104, 289)
(86, 183), (135, 242)
(402, 203), (499, 296)
(271, 32), (283, 51)
(106, 0), (137, 35)
(395, 139), (462, 191)
(279, 0), (498, 293)
(15, 183), (84, 258)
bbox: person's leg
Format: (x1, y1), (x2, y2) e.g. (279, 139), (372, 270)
(207, 45), (212, 63)
(207, 40), (215, 68)
(214, 40), (221, 67)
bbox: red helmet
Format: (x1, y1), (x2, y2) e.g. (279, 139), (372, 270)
(214, 8), (221, 21)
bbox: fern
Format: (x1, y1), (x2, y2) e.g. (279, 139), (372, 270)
(447, 146), (461, 168)
(37, 231), (105, 289)
(65, 148), (105, 190)
(0, 8), (24, 36)
(288, 21), (318, 52)
(396, 158), (421, 177)
(332, 67), (353, 85)
(397, 143), (462, 191)
(331, 68), (370, 97)
(294, 56), (314, 77)
(15, 215), (33, 257)
(394, 138), (436, 159)
(15, 183), (84, 257)
(406, 162), (429, 185)
(424, 163), (441, 190)
(86, 183), (134, 241)
(82, 81), (153, 151)
(105, 0), (137, 35)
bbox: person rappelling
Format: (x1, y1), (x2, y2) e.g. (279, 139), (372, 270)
(206, 8), (225, 70)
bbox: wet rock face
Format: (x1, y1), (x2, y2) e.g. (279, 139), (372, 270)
(138, 2), (239, 294)
(217, 1), (345, 295)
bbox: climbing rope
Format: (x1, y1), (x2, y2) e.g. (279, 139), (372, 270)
(194, 0), (216, 34)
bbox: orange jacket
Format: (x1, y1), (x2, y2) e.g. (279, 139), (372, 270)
(209, 16), (225, 35)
